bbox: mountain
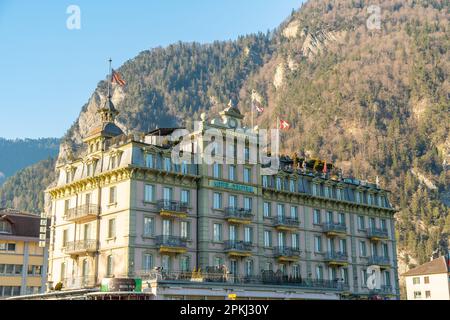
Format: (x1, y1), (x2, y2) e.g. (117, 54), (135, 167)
(0, 138), (59, 186)
(0, 0), (449, 297)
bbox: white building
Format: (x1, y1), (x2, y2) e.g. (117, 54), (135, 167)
(403, 256), (450, 300)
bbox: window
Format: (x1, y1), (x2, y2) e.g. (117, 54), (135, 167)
(213, 224), (222, 242)
(180, 221), (190, 239)
(276, 177), (282, 190)
(244, 146), (250, 162)
(413, 277), (420, 285)
(425, 291), (431, 298)
(109, 187), (117, 204)
(361, 269), (368, 286)
(341, 268), (349, 284)
(0, 243), (16, 252)
(144, 185), (154, 202)
(291, 234), (299, 249)
(162, 255), (170, 272)
(289, 179), (295, 192)
(229, 165), (236, 181)
(244, 227), (252, 243)
(316, 266), (324, 280)
(110, 156), (117, 169)
(245, 260), (253, 276)
(213, 163), (221, 178)
(313, 209), (321, 225)
(213, 193), (222, 209)
(263, 202), (271, 217)
(60, 263), (66, 282)
(64, 199), (70, 214)
(163, 158), (171, 172)
(314, 236), (322, 252)
(414, 291), (422, 299)
(339, 239), (347, 254)
(277, 204), (285, 218)
(278, 232), (286, 247)
(243, 167), (251, 183)
(62, 229), (68, 247)
(244, 197), (252, 211)
(144, 217), (154, 236)
(83, 223), (91, 240)
(180, 256), (190, 272)
(384, 271), (391, 286)
(355, 191), (361, 203)
(324, 186), (330, 198)
(265, 262), (273, 271)
(163, 187), (172, 201)
(214, 257), (223, 267)
(181, 190), (190, 205)
(360, 241), (367, 257)
(145, 153), (154, 168)
(338, 213), (345, 225)
(0, 221), (12, 234)
(108, 218), (116, 238)
(292, 265), (300, 278)
(262, 176), (268, 188)
(424, 276), (430, 284)
(358, 216), (365, 230)
(181, 161), (188, 174)
(228, 195), (237, 208)
(312, 184), (319, 196)
(381, 219), (387, 230)
(383, 243), (389, 258)
(106, 255), (114, 276)
(6, 264), (14, 274)
(229, 225), (237, 241)
(264, 230), (272, 247)
(327, 211), (334, 223)
(290, 206), (298, 220)
(143, 254), (153, 272)
(85, 193), (91, 205)
(162, 220), (171, 236)
(336, 188), (343, 200)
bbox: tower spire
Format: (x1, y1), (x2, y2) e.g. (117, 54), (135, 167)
(98, 58), (118, 123)
(108, 58), (112, 98)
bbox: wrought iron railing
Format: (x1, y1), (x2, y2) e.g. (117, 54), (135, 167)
(62, 276), (97, 289)
(366, 227), (389, 239)
(274, 246), (301, 257)
(224, 207), (253, 220)
(64, 204), (100, 221)
(63, 240), (97, 254)
(322, 222), (347, 234)
(155, 235), (188, 248)
(273, 216), (300, 227)
(368, 255), (390, 266)
(157, 200), (189, 213)
(224, 240), (252, 252)
(324, 251), (348, 263)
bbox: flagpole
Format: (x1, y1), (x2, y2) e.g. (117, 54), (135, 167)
(108, 58), (112, 98)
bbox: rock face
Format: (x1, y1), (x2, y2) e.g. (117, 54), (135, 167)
(273, 63), (285, 89)
(300, 30), (345, 60)
(282, 20), (300, 39)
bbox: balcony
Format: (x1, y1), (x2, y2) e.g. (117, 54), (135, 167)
(324, 251), (348, 266)
(62, 276), (97, 290)
(155, 235), (188, 254)
(64, 204), (100, 223)
(63, 240), (97, 257)
(368, 255), (391, 268)
(370, 285), (393, 295)
(224, 207), (253, 224)
(367, 227), (389, 241)
(274, 246), (301, 262)
(157, 200), (189, 219)
(224, 240), (253, 257)
(322, 222), (347, 237)
(273, 216), (300, 231)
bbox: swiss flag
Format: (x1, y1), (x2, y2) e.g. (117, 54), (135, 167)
(280, 119), (290, 130)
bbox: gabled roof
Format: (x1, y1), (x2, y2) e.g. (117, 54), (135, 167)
(402, 256), (449, 277)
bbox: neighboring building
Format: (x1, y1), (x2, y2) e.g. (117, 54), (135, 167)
(45, 95), (399, 300)
(403, 256), (450, 300)
(0, 208), (48, 298)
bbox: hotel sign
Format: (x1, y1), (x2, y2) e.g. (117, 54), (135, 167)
(39, 212), (47, 248)
(209, 180), (256, 194)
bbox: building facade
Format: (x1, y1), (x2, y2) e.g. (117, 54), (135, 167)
(0, 208), (48, 298)
(46, 96), (399, 299)
(403, 256), (450, 300)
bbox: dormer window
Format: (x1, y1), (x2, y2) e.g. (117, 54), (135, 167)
(145, 153), (154, 168)
(111, 156), (116, 170)
(0, 220), (12, 234)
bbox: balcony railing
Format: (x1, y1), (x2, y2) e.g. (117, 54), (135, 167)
(224, 240), (253, 256)
(157, 200), (189, 217)
(370, 285), (393, 295)
(367, 227), (389, 240)
(63, 240), (97, 256)
(368, 255), (391, 266)
(139, 270), (350, 292)
(274, 246), (301, 261)
(273, 216), (300, 230)
(62, 276), (97, 289)
(224, 207), (253, 223)
(324, 251), (348, 265)
(322, 222), (347, 235)
(155, 235), (188, 253)
(64, 204), (100, 222)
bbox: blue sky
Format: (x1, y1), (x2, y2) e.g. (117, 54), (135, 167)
(0, 0), (303, 139)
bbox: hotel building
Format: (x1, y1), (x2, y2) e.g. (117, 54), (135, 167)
(45, 96), (399, 300)
(0, 208), (48, 298)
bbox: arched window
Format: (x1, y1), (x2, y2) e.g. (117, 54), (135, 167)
(0, 220), (12, 234)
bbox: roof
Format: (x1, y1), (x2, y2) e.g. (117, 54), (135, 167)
(402, 256), (449, 277)
(147, 127), (185, 136)
(0, 208), (42, 239)
(85, 122), (124, 140)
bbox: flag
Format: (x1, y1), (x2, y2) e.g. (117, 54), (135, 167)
(252, 99), (264, 113)
(280, 119), (290, 130)
(112, 69), (126, 86)
(323, 161), (328, 174)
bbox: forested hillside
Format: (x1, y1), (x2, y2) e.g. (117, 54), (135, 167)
(0, 0), (448, 294)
